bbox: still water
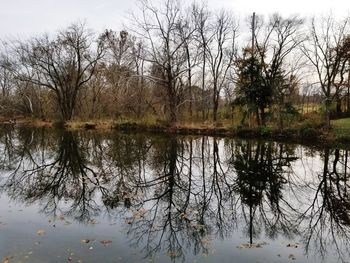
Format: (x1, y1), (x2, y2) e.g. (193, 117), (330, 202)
(0, 127), (349, 263)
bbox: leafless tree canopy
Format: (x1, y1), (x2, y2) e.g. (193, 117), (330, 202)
(0, 1), (349, 129)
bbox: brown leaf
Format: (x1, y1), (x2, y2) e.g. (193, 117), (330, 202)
(81, 239), (91, 244)
(100, 240), (112, 246)
(286, 243), (299, 248)
(88, 219), (99, 225)
(37, 229), (46, 236)
(2, 257), (13, 263)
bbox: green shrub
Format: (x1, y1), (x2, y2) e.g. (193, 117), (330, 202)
(300, 116), (323, 129)
(300, 127), (318, 140)
(259, 126), (271, 136)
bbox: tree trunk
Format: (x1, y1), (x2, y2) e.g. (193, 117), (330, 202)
(202, 53), (206, 121)
(336, 88), (342, 115)
(168, 85), (177, 126)
(260, 106), (266, 126)
(347, 86), (350, 112)
(325, 98), (331, 129)
(213, 88), (218, 124)
(256, 108), (260, 126)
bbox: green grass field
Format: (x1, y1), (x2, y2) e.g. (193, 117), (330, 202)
(332, 118), (350, 139)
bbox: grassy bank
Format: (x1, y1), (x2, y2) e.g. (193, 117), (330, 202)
(331, 118), (350, 142)
(2, 117), (350, 146)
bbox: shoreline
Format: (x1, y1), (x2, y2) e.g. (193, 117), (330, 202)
(1, 118), (349, 148)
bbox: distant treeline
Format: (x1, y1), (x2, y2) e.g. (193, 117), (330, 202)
(0, 0), (350, 129)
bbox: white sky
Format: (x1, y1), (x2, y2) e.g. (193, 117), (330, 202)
(0, 0), (349, 39)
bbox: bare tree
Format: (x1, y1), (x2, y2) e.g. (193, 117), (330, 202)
(0, 50), (15, 115)
(301, 15), (350, 128)
(206, 11), (237, 124)
(177, 12), (198, 119)
(13, 23), (106, 121)
(192, 2), (210, 120)
(132, 0), (195, 126)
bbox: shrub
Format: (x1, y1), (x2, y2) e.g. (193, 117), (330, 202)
(300, 127), (318, 140)
(259, 126), (271, 136)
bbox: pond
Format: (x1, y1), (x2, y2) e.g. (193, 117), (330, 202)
(0, 127), (349, 263)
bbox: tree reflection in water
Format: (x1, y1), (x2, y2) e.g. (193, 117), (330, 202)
(299, 148), (350, 260)
(0, 127), (350, 261)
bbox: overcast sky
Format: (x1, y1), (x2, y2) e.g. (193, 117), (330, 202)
(0, 0), (349, 39)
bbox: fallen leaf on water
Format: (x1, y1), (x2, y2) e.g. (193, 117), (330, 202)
(81, 239), (91, 244)
(179, 212), (189, 220)
(88, 219), (99, 225)
(236, 242), (268, 249)
(132, 208), (147, 220)
(37, 229), (46, 236)
(125, 219), (133, 225)
(167, 251), (177, 258)
(286, 243), (299, 248)
(100, 240), (112, 246)
(2, 257), (13, 263)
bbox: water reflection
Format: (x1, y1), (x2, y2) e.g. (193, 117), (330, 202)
(0, 127), (350, 262)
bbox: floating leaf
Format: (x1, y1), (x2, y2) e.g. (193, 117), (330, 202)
(236, 242), (268, 249)
(286, 243), (299, 248)
(81, 239), (91, 244)
(132, 208), (147, 220)
(2, 257), (13, 263)
(88, 219), (99, 225)
(167, 251), (177, 258)
(125, 219), (133, 225)
(100, 240), (112, 246)
(179, 212), (188, 220)
(37, 229), (46, 236)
